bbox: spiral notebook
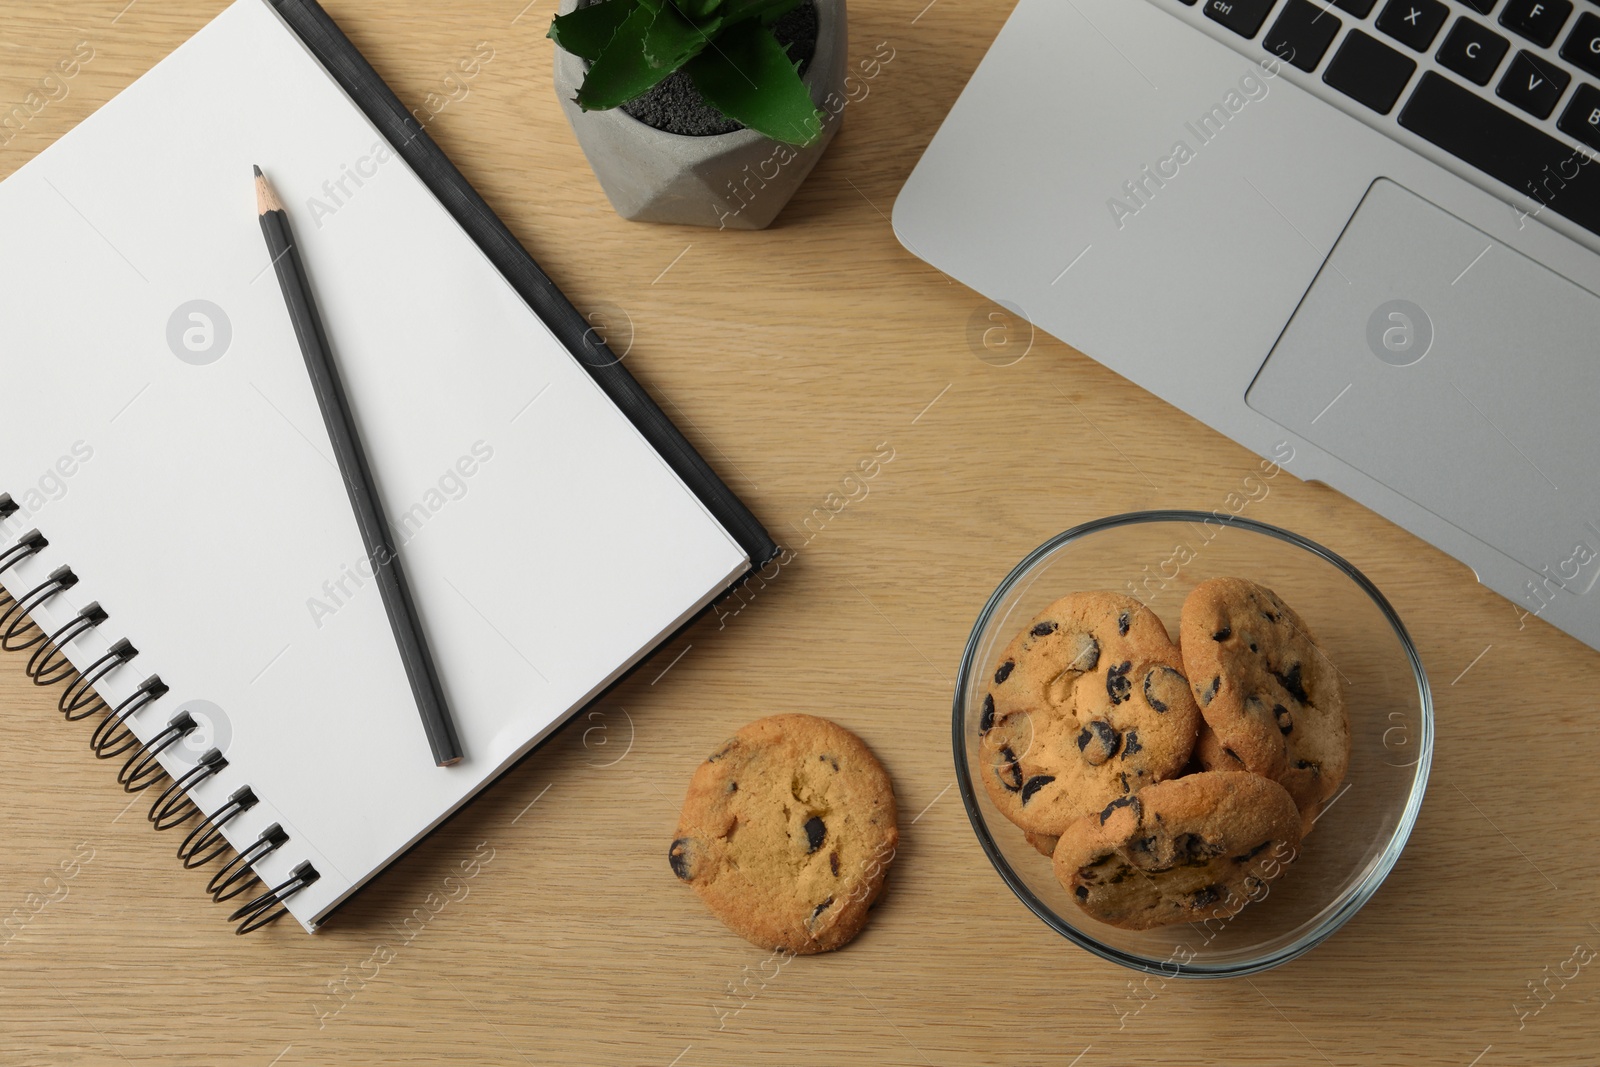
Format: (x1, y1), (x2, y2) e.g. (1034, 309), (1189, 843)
(0, 0), (773, 932)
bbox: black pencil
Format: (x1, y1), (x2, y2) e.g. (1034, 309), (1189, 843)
(254, 165), (463, 767)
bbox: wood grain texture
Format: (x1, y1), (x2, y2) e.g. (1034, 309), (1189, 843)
(1, 2), (1596, 1064)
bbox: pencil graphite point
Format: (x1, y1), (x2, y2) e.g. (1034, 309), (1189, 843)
(254, 165), (283, 215)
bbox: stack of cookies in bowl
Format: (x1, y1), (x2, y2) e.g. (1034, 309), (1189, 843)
(978, 579), (1349, 931)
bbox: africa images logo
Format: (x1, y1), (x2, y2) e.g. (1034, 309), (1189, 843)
(1365, 300), (1433, 367)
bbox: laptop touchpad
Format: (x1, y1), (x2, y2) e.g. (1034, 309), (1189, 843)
(1247, 179), (1600, 588)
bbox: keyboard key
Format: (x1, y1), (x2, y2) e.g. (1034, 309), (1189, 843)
(1324, 30), (1420, 112)
(1333, 0), (1378, 15)
(1398, 72), (1600, 238)
(1265, 0), (1344, 69)
(1498, 49), (1573, 116)
(1204, 0), (1280, 37)
(1558, 81), (1600, 148)
(1456, 0), (1498, 14)
(1561, 12), (1600, 79)
(1499, 0), (1573, 47)
(1377, 0), (1451, 49)
(1437, 18), (1512, 83)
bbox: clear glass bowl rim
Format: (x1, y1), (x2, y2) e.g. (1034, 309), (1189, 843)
(950, 509), (1435, 979)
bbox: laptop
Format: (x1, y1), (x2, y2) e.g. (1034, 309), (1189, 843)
(894, 0), (1600, 651)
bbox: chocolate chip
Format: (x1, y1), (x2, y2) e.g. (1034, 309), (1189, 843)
(1118, 612), (1130, 636)
(1261, 610), (1279, 623)
(1275, 705), (1293, 734)
(668, 838), (697, 881)
(1130, 834), (1158, 857)
(997, 746), (1023, 792)
(1031, 621), (1058, 637)
(809, 896), (834, 924)
(1065, 632), (1099, 672)
(830, 852), (840, 877)
(804, 816), (827, 852)
(1143, 666), (1186, 713)
(1273, 662), (1309, 704)
(1201, 675), (1221, 705)
(1249, 641), (1258, 652)
(1075, 885), (1089, 900)
(817, 754), (839, 771)
(1213, 626), (1232, 641)
(1233, 841), (1271, 864)
(1174, 833), (1223, 865)
(1191, 885), (1222, 908)
(981, 694), (996, 733)
(1077, 720), (1121, 765)
(1020, 774), (1055, 804)
(1106, 661), (1133, 705)
(1294, 758), (1321, 775)
(1099, 795), (1142, 825)
(1119, 771), (1130, 794)
(728, 781), (738, 793)
(995, 660), (1015, 685)
(1120, 729), (1143, 759)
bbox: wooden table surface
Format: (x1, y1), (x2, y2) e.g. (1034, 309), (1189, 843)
(2, 1), (1597, 1064)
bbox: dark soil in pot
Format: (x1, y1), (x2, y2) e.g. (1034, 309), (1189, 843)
(575, 0), (820, 137)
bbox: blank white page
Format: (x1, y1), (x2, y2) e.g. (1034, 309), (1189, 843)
(0, 0), (747, 929)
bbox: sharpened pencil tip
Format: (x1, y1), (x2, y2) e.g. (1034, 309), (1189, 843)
(252, 163), (263, 177)
(254, 166), (284, 215)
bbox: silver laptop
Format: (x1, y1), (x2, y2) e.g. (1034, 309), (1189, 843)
(894, 0), (1600, 650)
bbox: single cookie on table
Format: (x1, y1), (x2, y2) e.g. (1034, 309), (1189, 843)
(978, 592), (1201, 836)
(1053, 770), (1303, 930)
(1180, 578), (1350, 824)
(669, 714), (898, 955)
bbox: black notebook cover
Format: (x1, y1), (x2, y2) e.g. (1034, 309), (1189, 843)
(271, 0), (777, 570)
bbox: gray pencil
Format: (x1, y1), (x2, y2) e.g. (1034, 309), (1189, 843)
(255, 165), (462, 767)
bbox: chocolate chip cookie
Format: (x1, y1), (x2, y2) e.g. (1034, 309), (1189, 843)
(1053, 770), (1303, 930)
(1180, 578), (1350, 825)
(979, 592), (1201, 836)
(1023, 830), (1060, 857)
(669, 715), (898, 954)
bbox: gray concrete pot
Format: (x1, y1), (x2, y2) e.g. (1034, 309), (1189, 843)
(554, 0), (847, 229)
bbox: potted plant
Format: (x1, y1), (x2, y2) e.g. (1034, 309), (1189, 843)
(550, 0), (848, 229)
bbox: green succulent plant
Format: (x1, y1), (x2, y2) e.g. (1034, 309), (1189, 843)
(550, 0), (824, 146)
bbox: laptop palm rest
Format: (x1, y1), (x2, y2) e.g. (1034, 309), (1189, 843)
(1247, 178), (1600, 591)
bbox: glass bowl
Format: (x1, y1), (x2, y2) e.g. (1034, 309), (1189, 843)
(953, 511), (1432, 978)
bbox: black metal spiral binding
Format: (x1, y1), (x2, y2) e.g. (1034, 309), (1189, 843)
(208, 823), (288, 903)
(117, 712), (195, 792)
(27, 602), (107, 686)
(0, 522), (298, 935)
(229, 861), (320, 935)
(178, 786), (258, 869)
(0, 528), (46, 593)
(0, 561), (72, 650)
(89, 675), (168, 758)
(60, 638), (138, 720)
(148, 748), (227, 830)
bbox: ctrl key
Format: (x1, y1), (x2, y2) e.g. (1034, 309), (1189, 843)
(1204, 0), (1280, 39)
(1558, 83), (1600, 151)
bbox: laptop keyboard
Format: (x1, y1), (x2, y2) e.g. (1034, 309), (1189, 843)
(1172, 0), (1600, 240)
